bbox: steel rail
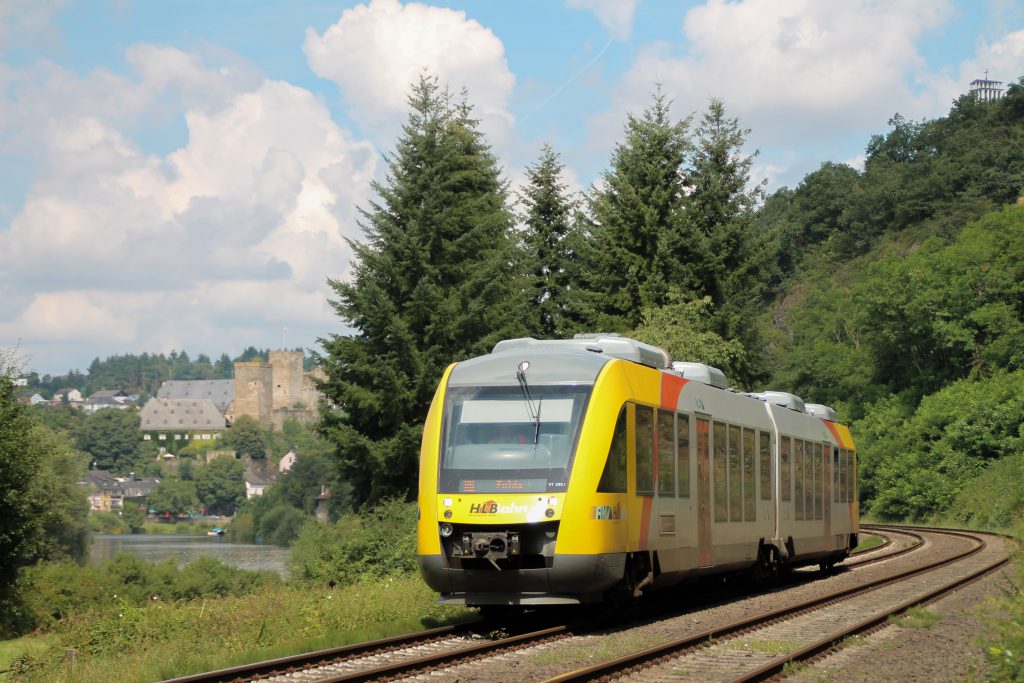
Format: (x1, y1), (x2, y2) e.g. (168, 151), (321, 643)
(542, 526), (988, 682)
(730, 544), (1009, 682)
(161, 621), (477, 683)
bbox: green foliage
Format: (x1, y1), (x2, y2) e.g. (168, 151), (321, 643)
(13, 553), (278, 634)
(856, 370), (1024, 519)
(770, 204), (1024, 416)
(518, 144), (587, 337)
(87, 511), (130, 535)
(982, 555), (1024, 681)
(290, 499), (417, 585)
(224, 415), (269, 458)
(231, 450), (337, 545)
(8, 571), (463, 683)
(0, 358), (90, 634)
(318, 75), (526, 506)
(945, 452), (1024, 529)
(75, 408), (147, 473)
(583, 88), (695, 331)
(193, 457), (245, 516)
(147, 479), (198, 516)
(633, 294), (748, 381)
(258, 504), (309, 547)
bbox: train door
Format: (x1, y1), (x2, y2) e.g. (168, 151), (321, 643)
(822, 443), (832, 548)
(696, 417), (712, 567)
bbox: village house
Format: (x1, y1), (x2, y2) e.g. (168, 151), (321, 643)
(80, 470), (161, 512)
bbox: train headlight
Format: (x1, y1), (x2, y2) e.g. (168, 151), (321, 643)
(547, 497), (557, 506)
(545, 508), (555, 518)
(443, 509), (453, 519)
(443, 497), (453, 507)
(439, 523), (454, 538)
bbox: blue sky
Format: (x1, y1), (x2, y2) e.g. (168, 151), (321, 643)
(2, 0), (1023, 376)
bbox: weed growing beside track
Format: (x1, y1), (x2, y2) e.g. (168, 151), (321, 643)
(3, 570), (471, 682)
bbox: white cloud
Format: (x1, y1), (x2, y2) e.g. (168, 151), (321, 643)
(589, 0), (956, 189)
(303, 0), (516, 145)
(0, 0), (68, 51)
(565, 0), (640, 41)
(0, 47), (376, 373)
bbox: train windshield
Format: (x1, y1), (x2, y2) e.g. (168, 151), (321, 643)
(440, 385), (591, 493)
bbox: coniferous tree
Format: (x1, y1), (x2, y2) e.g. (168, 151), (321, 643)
(686, 98), (764, 306)
(518, 144), (585, 337)
(318, 75), (524, 506)
(681, 99), (767, 386)
(583, 89), (700, 331)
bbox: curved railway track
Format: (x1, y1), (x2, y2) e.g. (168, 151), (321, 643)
(165, 526), (1006, 683)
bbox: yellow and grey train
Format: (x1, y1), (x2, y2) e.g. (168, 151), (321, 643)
(416, 335), (859, 607)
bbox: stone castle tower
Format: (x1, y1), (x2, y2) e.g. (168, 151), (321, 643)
(231, 361), (273, 426)
(269, 350), (304, 409)
(230, 350), (321, 428)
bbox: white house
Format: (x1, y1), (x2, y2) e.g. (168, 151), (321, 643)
(243, 471), (274, 499)
(279, 450), (297, 473)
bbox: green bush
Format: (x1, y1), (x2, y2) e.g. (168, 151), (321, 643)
(259, 504), (309, 546)
(290, 499), (417, 585)
(856, 370), (1024, 520)
(13, 553), (278, 634)
(88, 511), (130, 535)
(945, 452), (1024, 529)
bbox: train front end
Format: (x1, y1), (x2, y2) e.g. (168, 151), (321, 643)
(416, 339), (634, 607)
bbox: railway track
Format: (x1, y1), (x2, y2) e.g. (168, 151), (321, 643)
(166, 526), (997, 683)
(542, 526), (1010, 682)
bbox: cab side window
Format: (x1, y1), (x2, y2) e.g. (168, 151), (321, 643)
(597, 406), (628, 493)
(635, 405), (655, 496)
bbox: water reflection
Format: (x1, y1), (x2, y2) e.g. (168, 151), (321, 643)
(90, 535), (290, 578)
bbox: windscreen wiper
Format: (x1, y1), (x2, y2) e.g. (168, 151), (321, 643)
(516, 361), (541, 444)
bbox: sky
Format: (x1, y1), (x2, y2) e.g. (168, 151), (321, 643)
(2, 0), (1023, 377)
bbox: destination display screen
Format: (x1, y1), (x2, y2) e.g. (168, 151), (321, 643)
(459, 479), (549, 493)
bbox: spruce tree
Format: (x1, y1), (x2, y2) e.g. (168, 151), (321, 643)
(317, 76), (524, 506)
(518, 144), (585, 337)
(583, 89), (699, 331)
(685, 98), (766, 386)
(687, 98), (764, 305)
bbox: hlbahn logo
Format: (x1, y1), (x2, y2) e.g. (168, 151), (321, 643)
(469, 500), (527, 515)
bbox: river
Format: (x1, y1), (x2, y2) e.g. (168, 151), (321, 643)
(90, 534), (291, 577)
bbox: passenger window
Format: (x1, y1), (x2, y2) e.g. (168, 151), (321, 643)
(833, 448), (840, 503)
(597, 406), (628, 493)
(657, 411), (675, 497)
(713, 421), (728, 522)
(838, 448), (846, 503)
(635, 405), (655, 496)
(743, 427), (755, 521)
(677, 413), (690, 498)
(794, 439), (805, 521)
(728, 424), (741, 522)
(814, 443), (824, 520)
(781, 436), (792, 501)
(850, 450), (857, 502)
(759, 431), (771, 501)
